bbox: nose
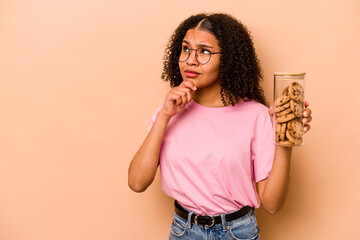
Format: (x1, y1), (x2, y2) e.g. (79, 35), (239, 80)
(186, 49), (199, 65)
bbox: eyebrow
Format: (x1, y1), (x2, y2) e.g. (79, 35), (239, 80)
(182, 40), (214, 49)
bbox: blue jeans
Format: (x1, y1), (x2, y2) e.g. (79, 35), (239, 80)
(169, 209), (260, 240)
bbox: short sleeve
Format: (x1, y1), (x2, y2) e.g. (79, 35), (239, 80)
(251, 108), (275, 183)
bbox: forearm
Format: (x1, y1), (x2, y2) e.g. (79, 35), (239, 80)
(259, 146), (292, 214)
(128, 110), (170, 192)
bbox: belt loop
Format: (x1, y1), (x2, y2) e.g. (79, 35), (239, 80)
(187, 211), (194, 229)
(220, 213), (227, 232)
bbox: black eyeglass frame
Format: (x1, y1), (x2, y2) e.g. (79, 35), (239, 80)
(178, 48), (221, 65)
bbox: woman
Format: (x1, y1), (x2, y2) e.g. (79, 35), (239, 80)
(128, 13), (312, 240)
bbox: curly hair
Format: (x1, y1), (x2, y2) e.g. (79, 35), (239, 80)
(161, 13), (267, 106)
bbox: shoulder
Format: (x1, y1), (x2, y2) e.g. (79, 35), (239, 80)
(241, 99), (269, 114)
(239, 100), (272, 127)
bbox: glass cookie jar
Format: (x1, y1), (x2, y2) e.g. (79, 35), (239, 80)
(273, 72), (305, 147)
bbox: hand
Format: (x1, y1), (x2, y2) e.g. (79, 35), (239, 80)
(159, 80), (197, 119)
(303, 101), (312, 133)
(269, 100), (312, 133)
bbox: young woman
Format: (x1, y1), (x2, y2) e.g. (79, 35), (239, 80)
(128, 13), (312, 240)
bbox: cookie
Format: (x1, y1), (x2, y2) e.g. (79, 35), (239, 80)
(275, 102), (290, 113)
(288, 82), (304, 101)
(274, 80), (305, 146)
(280, 123), (286, 141)
(290, 100), (304, 117)
(282, 86), (289, 96)
(276, 108), (292, 117)
(278, 140), (294, 147)
(275, 123), (281, 142)
(274, 95), (291, 107)
(276, 113), (295, 123)
(287, 118), (304, 139)
(286, 130), (303, 145)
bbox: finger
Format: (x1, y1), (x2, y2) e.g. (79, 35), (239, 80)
(303, 108), (312, 118)
(268, 106), (276, 124)
(304, 124), (311, 133)
(304, 100), (310, 108)
(180, 80), (197, 91)
(180, 79), (195, 88)
(303, 116), (312, 124)
(172, 88), (194, 107)
(166, 92), (181, 105)
(182, 87), (193, 104)
(171, 89), (187, 106)
(269, 105), (275, 115)
(176, 84), (196, 104)
(167, 90), (186, 107)
(176, 86), (193, 101)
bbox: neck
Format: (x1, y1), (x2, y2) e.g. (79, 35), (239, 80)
(192, 82), (224, 108)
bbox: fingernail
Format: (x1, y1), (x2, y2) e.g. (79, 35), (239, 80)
(193, 86), (197, 90)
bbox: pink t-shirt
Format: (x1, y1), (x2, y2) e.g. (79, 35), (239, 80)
(148, 99), (275, 215)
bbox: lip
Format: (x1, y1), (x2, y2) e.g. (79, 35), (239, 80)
(185, 70), (200, 78)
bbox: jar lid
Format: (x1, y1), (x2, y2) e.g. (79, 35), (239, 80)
(274, 72), (306, 76)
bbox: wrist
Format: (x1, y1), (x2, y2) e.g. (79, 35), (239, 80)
(275, 145), (293, 160)
(158, 109), (172, 122)
(275, 145), (293, 151)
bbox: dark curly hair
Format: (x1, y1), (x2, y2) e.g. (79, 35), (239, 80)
(161, 13), (267, 106)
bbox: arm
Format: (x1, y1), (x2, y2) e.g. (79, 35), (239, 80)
(128, 110), (171, 192)
(257, 102), (312, 214)
(256, 146), (292, 214)
(128, 80), (197, 192)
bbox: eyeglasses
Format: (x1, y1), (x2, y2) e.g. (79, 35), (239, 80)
(179, 46), (221, 65)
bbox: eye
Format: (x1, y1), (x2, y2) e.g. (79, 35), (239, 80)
(182, 46), (190, 52)
(199, 48), (211, 55)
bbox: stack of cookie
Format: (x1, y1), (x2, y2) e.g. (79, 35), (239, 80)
(274, 82), (304, 146)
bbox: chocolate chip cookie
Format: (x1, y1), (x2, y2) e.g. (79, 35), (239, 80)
(274, 82), (305, 146)
(288, 82), (304, 101)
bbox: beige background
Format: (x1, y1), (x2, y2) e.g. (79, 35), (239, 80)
(1, 0), (359, 239)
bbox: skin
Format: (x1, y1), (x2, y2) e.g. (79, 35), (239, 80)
(178, 28), (223, 108)
(128, 28), (313, 215)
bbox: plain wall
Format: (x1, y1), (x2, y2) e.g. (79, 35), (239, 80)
(1, 0), (359, 239)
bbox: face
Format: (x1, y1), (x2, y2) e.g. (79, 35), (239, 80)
(178, 28), (221, 89)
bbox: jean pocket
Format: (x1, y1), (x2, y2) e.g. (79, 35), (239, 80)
(228, 226), (259, 240)
(170, 215), (187, 238)
(227, 212), (259, 240)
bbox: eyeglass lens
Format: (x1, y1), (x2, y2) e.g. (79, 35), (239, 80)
(179, 48), (212, 64)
